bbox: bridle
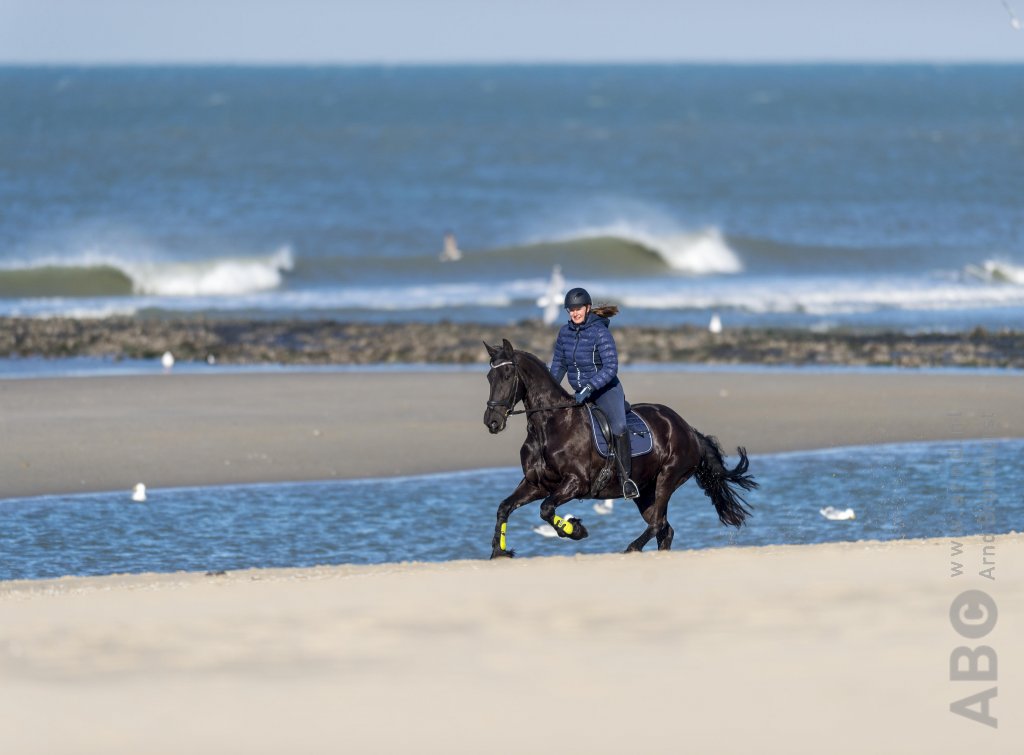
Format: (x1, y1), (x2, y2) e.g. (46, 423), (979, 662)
(486, 357), (580, 418)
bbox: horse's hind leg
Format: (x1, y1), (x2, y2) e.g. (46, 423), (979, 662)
(491, 478), (545, 559)
(626, 474), (684, 553)
(625, 484), (659, 552)
(655, 521), (674, 550)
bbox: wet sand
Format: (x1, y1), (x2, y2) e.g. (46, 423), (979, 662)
(1, 369), (1021, 498)
(1, 534), (1019, 753)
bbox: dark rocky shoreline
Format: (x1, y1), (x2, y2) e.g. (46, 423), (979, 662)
(2, 317), (1023, 368)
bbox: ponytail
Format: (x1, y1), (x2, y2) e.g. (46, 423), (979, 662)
(591, 304), (619, 318)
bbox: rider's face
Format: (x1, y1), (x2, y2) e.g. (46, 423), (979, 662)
(568, 305), (589, 324)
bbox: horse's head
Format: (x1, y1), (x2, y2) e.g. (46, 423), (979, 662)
(483, 338), (523, 434)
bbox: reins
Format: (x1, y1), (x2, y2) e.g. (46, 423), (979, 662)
(508, 402), (580, 416)
(487, 358), (582, 418)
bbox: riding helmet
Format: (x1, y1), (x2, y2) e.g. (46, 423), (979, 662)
(563, 287), (592, 310)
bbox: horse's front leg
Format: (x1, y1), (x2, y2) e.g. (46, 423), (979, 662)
(491, 479), (545, 559)
(538, 479), (590, 541)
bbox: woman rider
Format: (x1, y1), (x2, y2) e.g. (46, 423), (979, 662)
(549, 287), (640, 499)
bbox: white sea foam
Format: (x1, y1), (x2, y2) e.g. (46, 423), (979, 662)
(6, 270), (1024, 323)
(620, 276), (1024, 315)
(5, 300), (140, 319)
(125, 246), (294, 296)
(964, 259), (1024, 285)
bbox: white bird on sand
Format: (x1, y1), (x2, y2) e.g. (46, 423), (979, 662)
(536, 265), (566, 325)
(131, 483), (147, 502)
(161, 351), (175, 370)
(593, 499), (615, 515)
(820, 506), (856, 521)
(708, 313), (723, 334)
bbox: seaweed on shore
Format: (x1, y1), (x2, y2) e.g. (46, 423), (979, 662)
(2, 317), (1023, 369)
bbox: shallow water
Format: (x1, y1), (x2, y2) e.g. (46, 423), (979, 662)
(1, 439), (1019, 581)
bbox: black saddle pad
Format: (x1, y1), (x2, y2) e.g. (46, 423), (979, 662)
(586, 406), (654, 458)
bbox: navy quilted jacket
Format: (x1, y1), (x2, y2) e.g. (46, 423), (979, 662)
(549, 312), (619, 392)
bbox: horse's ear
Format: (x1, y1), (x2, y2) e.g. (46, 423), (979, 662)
(501, 338), (514, 355)
(483, 341), (499, 359)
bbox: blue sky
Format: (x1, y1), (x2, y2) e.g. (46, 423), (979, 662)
(2, 0), (1023, 64)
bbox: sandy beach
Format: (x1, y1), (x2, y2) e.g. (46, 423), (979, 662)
(1, 535), (1019, 753)
(2, 369), (1020, 752)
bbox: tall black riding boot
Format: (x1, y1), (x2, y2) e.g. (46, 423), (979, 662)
(614, 432), (640, 499)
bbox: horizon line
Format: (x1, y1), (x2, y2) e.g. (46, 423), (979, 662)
(3, 57), (1024, 68)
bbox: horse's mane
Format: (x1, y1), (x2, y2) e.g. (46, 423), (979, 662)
(514, 349), (571, 399)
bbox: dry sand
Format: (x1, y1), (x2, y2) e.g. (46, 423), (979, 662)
(1, 369), (1020, 752)
(2, 369), (1021, 498)
(1, 535), (1019, 753)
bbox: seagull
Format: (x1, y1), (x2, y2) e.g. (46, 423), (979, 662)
(131, 483), (147, 502)
(439, 231), (462, 262)
(820, 506), (856, 521)
(709, 313), (723, 334)
(593, 499), (615, 515)
(536, 265), (566, 325)
(1003, 0), (1022, 30)
(161, 351), (175, 370)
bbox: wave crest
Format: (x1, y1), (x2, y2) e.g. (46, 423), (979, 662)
(129, 246), (294, 296)
(550, 224), (743, 275)
(0, 247), (295, 298)
(964, 259), (1024, 285)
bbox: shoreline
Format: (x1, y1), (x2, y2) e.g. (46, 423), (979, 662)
(4, 316), (1024, 368)
(2, 369), (1021, 499)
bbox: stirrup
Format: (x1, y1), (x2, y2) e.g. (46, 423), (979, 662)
(622, 478), (640, 499)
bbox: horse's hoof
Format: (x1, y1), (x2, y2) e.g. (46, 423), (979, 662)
(490, 548), (515, 559)
(567, 518), (589, 541)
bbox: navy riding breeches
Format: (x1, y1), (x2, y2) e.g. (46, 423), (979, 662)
(592, 379), (627, 435)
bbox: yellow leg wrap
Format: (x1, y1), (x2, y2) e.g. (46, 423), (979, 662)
(499, 522), (507, 551)
(552, 515), (574, 536)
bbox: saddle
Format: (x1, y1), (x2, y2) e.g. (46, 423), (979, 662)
(586, 405), (654, 459)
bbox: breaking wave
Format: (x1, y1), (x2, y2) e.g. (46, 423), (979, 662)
(539, 224), (743, 275)
(0, 247), (295, 298)
(964, 259), (1024, 285)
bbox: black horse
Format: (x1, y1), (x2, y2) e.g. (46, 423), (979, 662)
(483, 339), (757, 558)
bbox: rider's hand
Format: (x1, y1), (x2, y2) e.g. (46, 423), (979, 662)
(574, 384), (594, 404)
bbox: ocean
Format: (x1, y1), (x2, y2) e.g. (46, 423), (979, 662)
(1, 438), (1018, 581)
(2, 64), (1023, 330)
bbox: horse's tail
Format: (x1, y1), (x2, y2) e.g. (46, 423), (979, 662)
(693, 430), (758, 527)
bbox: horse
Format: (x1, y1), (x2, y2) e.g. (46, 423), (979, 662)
(482, 339), (757, 558)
